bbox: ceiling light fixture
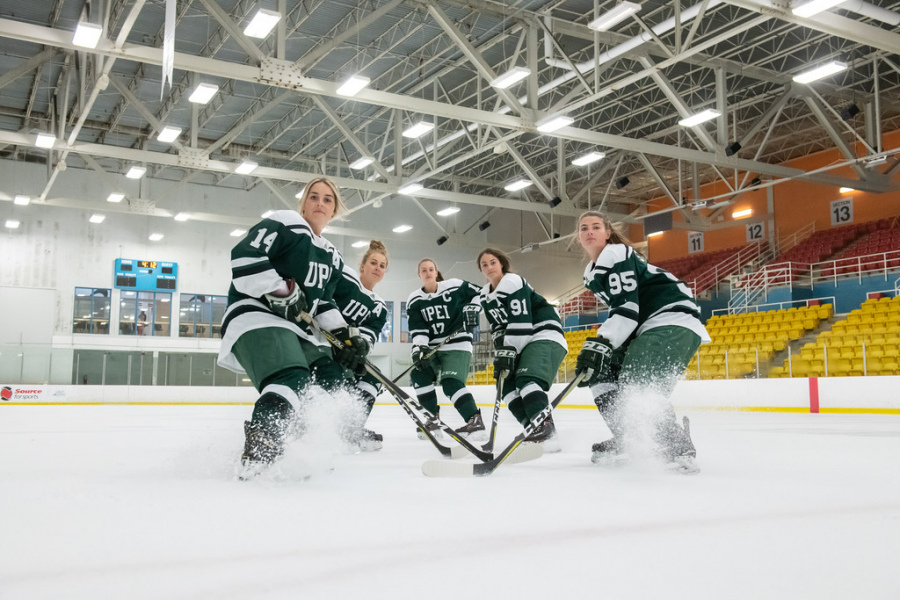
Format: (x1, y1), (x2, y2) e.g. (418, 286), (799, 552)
(490, 66), (531, 89)
(504, 179), (532, 192)
(188, 83), (219, 104)
(89, 214), (105, 224)
(678, 109), (721, 127)
(398, 182), (424, 195)
(791, 0), (846, 18)
(352, 240), (369, 248)
(839, 187), (855, 193)
(349, 156), (375, 170)
(6, 220), (21, 229)
(125, 165), (146, 179)
(792, 61), (847, 84)
(393, 225), (413, 233)
(156, 125), (182, 143)
(572, 151), (606, 166)
(235, 159), (258, 175)
(587, 1), (642, 31)
(73, 22), (103, 48)
(647, 231), (664, 238)
(243, 8), (281, 38)
(436, 207), (460, 216)
(35, 133), (56, 149)
(230, 229), (247, 237)
(402, 121), (434, 138)
(732, 208), (753, 219)
(174, 212), (191, 221)
(149, 233), (164, 241)
(336, 75), (371, 97)
(261, 210), (274, 218)
(107, 193), (124, 203)
(536, 114), (574, 133)
(14, 195), (30, 205)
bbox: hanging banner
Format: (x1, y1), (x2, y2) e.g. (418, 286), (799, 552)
(161, 0), (176, 99)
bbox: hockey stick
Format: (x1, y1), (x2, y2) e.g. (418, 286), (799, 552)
(297, 312), (453, 458)
(421, 372), (587, 478)
(480, 372), (506, 454)
(390, 325), (465, 384)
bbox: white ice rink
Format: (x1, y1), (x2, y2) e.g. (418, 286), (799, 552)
(2, 402), (899, 600)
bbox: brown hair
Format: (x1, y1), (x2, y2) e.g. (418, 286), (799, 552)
(361, 240), (388, 271)
(296, 176), (344, 217)
(576, 210), (632, 248)
(417, 258), (445, 282)
(477, 247), (512, 275)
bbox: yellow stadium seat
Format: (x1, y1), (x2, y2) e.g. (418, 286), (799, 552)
(769, 366), (785, 378)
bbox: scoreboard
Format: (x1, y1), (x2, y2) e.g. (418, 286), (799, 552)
(114, 258), (178, 291)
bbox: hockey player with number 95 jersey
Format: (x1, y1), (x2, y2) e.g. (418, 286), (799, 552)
(574, 210), (710, 473)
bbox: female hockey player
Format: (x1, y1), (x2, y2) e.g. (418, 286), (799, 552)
(573, 210), (709, 473)
(217, 177), (370, 476)
(406, 258), (485, 439)
(331, 241), (390, 451)
(476, 248), (568, 452)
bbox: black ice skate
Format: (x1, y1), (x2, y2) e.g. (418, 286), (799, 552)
(347, 427), (383, 452)
(238, 420), (285, 480)
(523, 414), (560, 453)
(590, 438), (628, 466)
(456, 412), (486, 440)
(416, 415), (444, 440)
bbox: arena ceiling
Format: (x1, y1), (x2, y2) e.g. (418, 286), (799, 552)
(0, 0), (899, 245)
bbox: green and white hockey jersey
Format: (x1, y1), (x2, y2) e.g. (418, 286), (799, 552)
(478, 273), (567, 353)
(406, 278), (479, 351)
(218, 210), (347, 373)
(332, 265), (388, 346)
(584, 243), (711, 349)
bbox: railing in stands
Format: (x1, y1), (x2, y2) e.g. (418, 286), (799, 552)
(728, 262), (813, 313)
(774, 221), (816, 258)
(686, 240), (768, 296)
(810, 250), (900, 285)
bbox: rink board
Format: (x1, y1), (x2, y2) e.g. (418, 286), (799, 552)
(3, 376), (900, 413)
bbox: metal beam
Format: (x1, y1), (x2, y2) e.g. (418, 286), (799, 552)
(0, 48), (57, 91)
(195, 0), (266, 64)
(801, 95), (867, 179)
(311, 96), (393, 181)
(107, 73), (184, 151)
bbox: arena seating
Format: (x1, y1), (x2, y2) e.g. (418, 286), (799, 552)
(769, 296), (900, 377)
(685, 304), (832, 380)
(818, 219), (900, 278)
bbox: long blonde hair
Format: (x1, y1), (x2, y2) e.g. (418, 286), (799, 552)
(296, 177), (344, 217)
(576, 210), (632, 248)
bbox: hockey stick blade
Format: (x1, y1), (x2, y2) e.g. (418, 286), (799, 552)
(391, 325), (465, 384)
(422, 443), (544, 477)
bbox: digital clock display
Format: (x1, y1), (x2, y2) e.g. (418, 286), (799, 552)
(114, 259), (179, 292)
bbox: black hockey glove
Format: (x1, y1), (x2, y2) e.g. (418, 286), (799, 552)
(331, 327), (370, 375)
(491, 328), (506, 349)
(493, 346), (517, 378)
(576, 336), (613, 387)
(462, 304), (481, 333)
(264, 279), (306, 323)
(411, 345), (433, 372)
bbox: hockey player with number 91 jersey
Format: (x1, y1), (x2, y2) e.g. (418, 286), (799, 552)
(476, 248), (567, 450)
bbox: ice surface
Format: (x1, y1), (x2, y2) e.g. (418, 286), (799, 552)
(2, 403), (899, 599)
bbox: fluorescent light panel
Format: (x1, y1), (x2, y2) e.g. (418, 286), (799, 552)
(490, 66), (531, 89)
(352, 240), (369, 248)
(791, 0), (845, 17)
(107, 193), (125, 203)
(89, 214), (105, 223)
(73, 22), (103, 48)
(588, 1), (642, 31)
(792, 61), (847, 84)
(174, 212), (191, 221)
(14, 195), (30, 205)
(243, 8), (281, 38)
(35, 133), (56, 148)
(235, 160), (258, 174)
(349, 157), (374, 170)
(156, 125), (182, 143)
(392, 225), (413, 233)
(839, 187), (855, 193)
(125, 166), (146, 179)
(149, 233), (164, 241)
(336, 75), (370, 97)
(647, 231), (664, 238)
(188, 83), (218, 104)
(402, 121), (434, 138)
(504, 179), (532, 192)
(398, 183), (424, 195)
(437, 207), (460, 216)
(261, 210), (274, 218)
(6, 220), (20, 229)
(572, 151), (606, 166)
(732, 208), (752, 219)
(678, 109), (721, 127)
(230, 229), (247, 237)
(537, 115), (574, 133)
